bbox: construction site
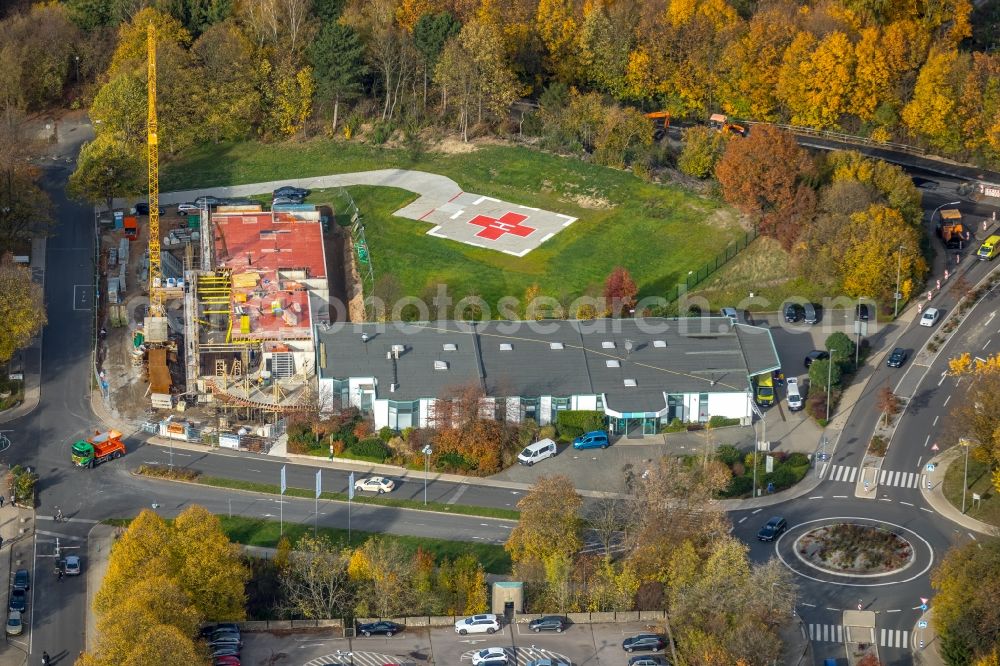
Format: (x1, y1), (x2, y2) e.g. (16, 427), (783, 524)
(94, 25), (347, 452)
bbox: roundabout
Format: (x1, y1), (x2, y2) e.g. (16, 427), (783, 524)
(793, 522), (914, 577)
(772, 516), (935, 588)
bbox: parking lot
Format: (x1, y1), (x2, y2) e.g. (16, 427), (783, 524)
(239, 620), (665, 666)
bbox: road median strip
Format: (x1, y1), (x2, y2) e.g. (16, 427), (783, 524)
(134, 464), (520, 520)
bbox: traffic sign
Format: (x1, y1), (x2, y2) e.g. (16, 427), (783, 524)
(920, 603), (928, 611)
(931, 443), (940, 451)
(920, 597), (929, 604)
(919, 621), (928, 628)
(926, 463), (936, 471)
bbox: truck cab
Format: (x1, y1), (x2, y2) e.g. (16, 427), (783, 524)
(72, 430), (126, 468)
(754, 374), (775, 407)
(978, 235), (1000, 261)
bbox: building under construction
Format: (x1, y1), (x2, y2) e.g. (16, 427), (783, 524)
(182, 204), (331, 414)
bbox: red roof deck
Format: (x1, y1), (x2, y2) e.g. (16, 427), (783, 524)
(213, 212), (326, 279)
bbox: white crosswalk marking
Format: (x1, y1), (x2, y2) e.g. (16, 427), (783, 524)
(828, 465), (857, 483)
(305, 651), (398, 666)
(808, 624), (843, 643)
(879, 629), (910, 648)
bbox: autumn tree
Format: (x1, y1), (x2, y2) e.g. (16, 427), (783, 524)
(280, 534), (354, 619)
(0, 165), (54, 255)
(586, 497), (632, 558)
(715, 124), (817, 250)
(190, 20), (261, 143)
(826, 150), (923, 226)
(0, 259), (47, 365)
(437, 553), (488, 615)
(947, 353), (1000, 471)
(310, 22), (367, 133)
(901, 47), (970, 154)
(877, 385), (900, 425)
(577, 1), (632, 98)
(348, 537), (419, 618)
(413, 11), (461, 108)
(777, 30), (857, 129)
(604, 267), (638, 317)
(840, 205), (927, 302)
(68, 135), (145, 214)
(932, 540), (1000, 665)
(430, 384), (520, 474)
(0, 3), (82, 111)
(958, 52), (1000, 166)
(535, 0), (579, 83)
(506, 475), (583, 566)
(678, 126), (727, 179)
(593, 106), (653, 168)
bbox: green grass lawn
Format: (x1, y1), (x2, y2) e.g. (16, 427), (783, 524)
(943, 453), (1000, 526)
(162, 140), (744, 308)
(216, 516), (512, 574)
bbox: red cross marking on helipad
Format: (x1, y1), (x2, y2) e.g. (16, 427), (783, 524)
(468, 212), (536, 241)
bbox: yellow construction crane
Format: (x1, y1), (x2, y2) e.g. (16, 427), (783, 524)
(147, 23), (164, 318)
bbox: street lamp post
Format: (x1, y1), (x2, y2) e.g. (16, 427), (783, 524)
(421, 444), (433, 505)
(894, 244), (904, 318)
(74, 55), (80, 83)
(932, 201), (962, 228)
(826, 348), (836, 423)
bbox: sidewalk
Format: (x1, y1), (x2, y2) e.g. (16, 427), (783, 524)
(0, 237), (47, 426)
(921, 448), (998, 536)
(84, 524), (117, 653)
(0, 502), (35, 666)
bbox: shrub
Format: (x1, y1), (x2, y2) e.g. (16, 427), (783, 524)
(349, 438), (390, 461)
(786, 452), (810, 467)
(401, 427), (414, 441)
(556, 411), (605, 436)
(377, 426), (394, 443)
(716, 444), (743, 467)
(370, 120), (395, 145)
(436, 450), (475, 473)
(136, 464), (200, 481)
(331, 439), (345, 456)
(720, 475), (754, 498)
(764, 465), (797, 490)
(868, 435), (888, 456)
(708, 415), (741, 428)
(557, 425), (583, 441)
(538, 425), (557, 441)
(661, 418), (686, 433)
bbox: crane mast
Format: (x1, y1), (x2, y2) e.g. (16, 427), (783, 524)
(147, 23), (163, 317)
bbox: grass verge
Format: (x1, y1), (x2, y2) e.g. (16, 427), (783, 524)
(104, 516), (512, 574)
(162, 140), (743, 307)
(943, 453), (999, 527)
(133, 465), (520, 520)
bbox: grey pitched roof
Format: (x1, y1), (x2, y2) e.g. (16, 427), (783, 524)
(316, 318), (781, 412)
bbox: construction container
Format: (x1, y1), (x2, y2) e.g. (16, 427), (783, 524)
(186, 214), (200, 228)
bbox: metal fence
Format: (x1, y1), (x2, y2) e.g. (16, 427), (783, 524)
(665, 225), (759, 302)
(744, 121), (928, 156)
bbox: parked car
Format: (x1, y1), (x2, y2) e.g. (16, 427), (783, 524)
(801, 302), (818, 324)
(64, 555), (81, 576)
(757, 516), (787, 542)
(528, 615), (567, 632)
(272, 196), (303, 206)
(783, 302), (803, 323)
(720, 307), (738, 324)
(786, 377), (803, 411)
(134, 202), (164, 216)
(855, 303), (870, 321)
(213, 657), (241, 666)
(921, 307), (941, 327)
(573, 431), (609, 450)
(5, 610), (21, 636)
(353, 476), (396, 494)
(886, 348), (908, 368)
(804, 350), (829, 368)
(194, 195), (221, 206)
(357, 620), (403, 637)
(518, 439), (556, 466)
(274, 186), (309, 199)
(628, 656), (670, 666)
(13, 569), (29, 590)
(472, 648), (509, 666)
(221, 197), (256, 206)
(210, 634), (243, 648)
(526, 659), (571, 666)
(622, 634), (666, 652)
(455, 614), (501, 635)
(177, 203), (202, 215)
(211, 645), (241, 659)
(8, 588), (26, 612)
(201, 623), (240, 639)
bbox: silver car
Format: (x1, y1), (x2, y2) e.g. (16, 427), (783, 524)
(455, 614), (500, 635)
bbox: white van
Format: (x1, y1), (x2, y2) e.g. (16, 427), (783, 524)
(786, 377), (803, 411)
(517, 438), (557, 466)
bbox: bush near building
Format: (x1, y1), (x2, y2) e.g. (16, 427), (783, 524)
(716, 447), (810, 498)
(555, 410), (606, 440)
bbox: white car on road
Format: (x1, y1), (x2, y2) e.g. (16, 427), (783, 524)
(176, 202), (202, 215)
(472, 648), (509, 666)
(353, 476), (395, 493)
(786, 377), (803, 411)
(920, 307), (941, 327)
(455, 614), (501, 635)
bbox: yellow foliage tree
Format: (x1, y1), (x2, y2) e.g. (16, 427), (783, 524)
(171, 506), (248, 620)
(958, 53), (1000, 165)
(841, 205), (927, 301)
(506, 475), (582, 565)
(108, 7), (191, 77)
(535, 0), (579, 82)
(396, 0), (449, 32)
(777, 30), (856, 129)
(94, 510), (172, 616)
(901, 48), (970, 154)
(0, 259), (47, 364)
(716, 8), (797, 120)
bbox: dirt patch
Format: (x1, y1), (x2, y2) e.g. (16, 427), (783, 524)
(432, 137), (480, 155)
(796, 523), (913, 574)
(566, 193), (612, 209)
(703, 207), (741, 229)
(343, 232), (367, 322)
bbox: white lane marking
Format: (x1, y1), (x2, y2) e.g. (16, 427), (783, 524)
(809, 496), (824, 499)
(933, 415), (939, 426)
(985, 340), (993, 350)
(447, 484), (469, 505)
(833, 495), (848, 498)
(944, 395), (952, 406)
(924, 435), (930, 447)
(921, 507), (933, 513)
(886, 609), (901, 613)
(969, 533), (977, 541)
(752, 508), (762, 514)
(738, 516), (747, 523)
(938, 375), (946, 386)
(900, 501), (914, 506)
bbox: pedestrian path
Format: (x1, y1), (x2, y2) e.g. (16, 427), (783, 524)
(827, 464), (858, 483)
(807, 624), (909, 648)
(825, 464), (925, 489)
(877, 470), (926, 489)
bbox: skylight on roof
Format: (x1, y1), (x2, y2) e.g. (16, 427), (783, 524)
(606, 360), (621, 368)
(499, 343), (513, 351)
(623, 378), (637, 387)
(653, 340), (667, 348)
(602, 341), (615, 349)
(550, 342), (564, 350)
(443, 343), (458, 351)
(434, 360), (449, 371)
